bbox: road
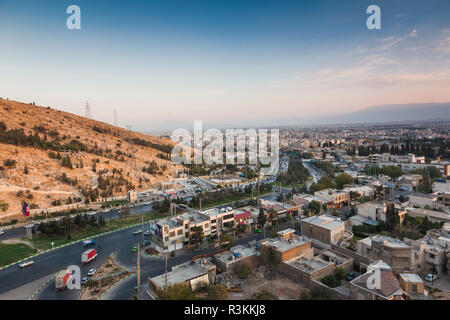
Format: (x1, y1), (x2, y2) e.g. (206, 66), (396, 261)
(0, 203), (154, 242)
(302, 160), (323, 191)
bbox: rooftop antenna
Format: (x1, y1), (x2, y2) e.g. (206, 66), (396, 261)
(84, 101), (92, 119)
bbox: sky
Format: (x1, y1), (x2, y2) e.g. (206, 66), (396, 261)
(0, 0), (449, 132)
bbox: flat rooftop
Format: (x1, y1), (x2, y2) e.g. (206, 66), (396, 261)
(262, 235), (309, 253)
(150, 259), (215, 289)
(214, 245), (257, 264)
(400, 273), (423, 283)
(361, 235), (411, 249)
(285, 256), (332, 274)
(301, 214), (345, 231)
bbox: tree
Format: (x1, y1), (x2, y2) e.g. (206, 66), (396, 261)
(190, 226), (204, 247)
(257, 207), (267, 228)
(385, 203), (399, 231)
(158, 284), (196, 300)
(261, 246), (280, 268)
(235, 262), (252, 279)
(206, 285), (228, 300)
(267, 208), (277, 227)
(335, 173), (353, 189)
(309, 200), (322, 215)
(23, 164), (29, 175)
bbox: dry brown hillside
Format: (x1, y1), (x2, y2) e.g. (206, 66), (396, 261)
(0, 98), (182, 221)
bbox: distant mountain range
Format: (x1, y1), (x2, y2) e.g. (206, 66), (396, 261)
(305, 102), (450, 126)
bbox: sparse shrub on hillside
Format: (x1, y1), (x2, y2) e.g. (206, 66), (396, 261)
(61, 156), (73, 169)
(0, 201), (9, 212)
(3, 159), (17, 167)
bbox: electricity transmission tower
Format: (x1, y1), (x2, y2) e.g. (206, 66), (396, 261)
(84, 101), (92, 119)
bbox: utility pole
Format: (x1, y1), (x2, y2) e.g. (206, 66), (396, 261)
(137, 243), (140, 300)
(164, 248), (168, 289)
(141, 215), (144, 245)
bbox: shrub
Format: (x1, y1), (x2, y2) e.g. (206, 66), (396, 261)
(206, 285), (228, 300)
(3, 159), (17, 167)
(235, 262), (252, 279)
(252, 290), (279, 300)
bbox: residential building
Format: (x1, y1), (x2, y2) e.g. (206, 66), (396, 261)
(301, 214), (352, 246)
(281, 249), (353, 284)
(432, 179), (450, 193)
(148, 258), (216, 295)
(399, 273), (427, 300)
(404, 207), (450, 223)
(357, 235), (420, 273)
(127, 190), (137, 203)
(260, 229), (314, 262)
(349, 261), (403, 300)
(342, 185), (374, 198)
(314, 189), (350, 209)
(351, 202), (406, 227)
(213, 244), (259, 273)
(408, 193), (438, 208)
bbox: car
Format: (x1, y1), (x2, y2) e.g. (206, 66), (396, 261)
(18, 260), (34, 268)
(0, 228), (4, 235)
(133, 229), (142, 235)
(83, 239), (97, 247)
(24, 223), (35, 229)
(144, 240), (150, 245)
(131, 246), (138, 252)
(81, 276), (90, 285)
(346, 271), (356, 281)
(254, 229), (262, 233)
(144, 231), (151, 236)
(425, 274), (437, 282)
(87, 268), (96, 276)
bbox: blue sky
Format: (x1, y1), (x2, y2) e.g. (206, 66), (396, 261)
(0, 0), (449, 131)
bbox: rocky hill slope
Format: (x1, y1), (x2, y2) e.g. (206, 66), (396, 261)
(0, 98), (182, 221)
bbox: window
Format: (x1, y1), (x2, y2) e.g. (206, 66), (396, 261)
(211, 219), (216, 223)
(205, 223), (209, 228)
(164, 236), (169, 242)
(412, 284), (417, 293)
(177, 229), (183, 236)
(223, 214), (234, 220)
(169, 231), (175, 237)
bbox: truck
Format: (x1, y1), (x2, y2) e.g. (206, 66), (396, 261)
(55, 270), (71, 291)
(83, 239), (97, 247)
(81, 249), (97, 264)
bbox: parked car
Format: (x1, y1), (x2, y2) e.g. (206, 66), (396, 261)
(131, 246), (138, 252)
(254, 229), (262, 233)
(425, 274), (437, 282)
(0, 228), (4, 235)
(346, 271), (356, 281)
(133, 229), (142, 235)
(144, 231), (151, 236)
(81, 276), (90, 285)
(87, 268), (96, 276)
(18, 260), (34, 268)
(144, 240), (150, 245)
